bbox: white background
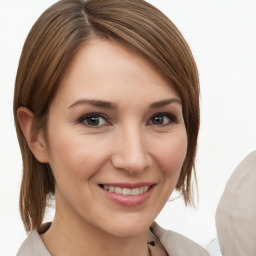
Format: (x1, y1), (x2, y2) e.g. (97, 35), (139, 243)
(0, 0), (255, 254)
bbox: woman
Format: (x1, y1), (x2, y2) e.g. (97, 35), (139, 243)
(14, 0), (208, 255)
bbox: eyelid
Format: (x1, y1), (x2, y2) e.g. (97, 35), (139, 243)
(148, 112), (178, 126)
(76, 112), (178, 128)
(77, 112), (111, 127)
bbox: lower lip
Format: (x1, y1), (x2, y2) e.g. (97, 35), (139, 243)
(100, 186), (154, 207)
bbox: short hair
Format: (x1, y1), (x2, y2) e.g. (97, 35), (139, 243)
(14, 0), (200, 232)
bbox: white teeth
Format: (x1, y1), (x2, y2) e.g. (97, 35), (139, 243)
(132, 188), (139, 196)
(114, 187), (122, 194)
(102, 185), (149, 195)
(123, 188), (132, 195)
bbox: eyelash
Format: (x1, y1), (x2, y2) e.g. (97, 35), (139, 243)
(77, 112), (177, 128)
(148, 112), (177, 126)
(77, 113), (110, 128)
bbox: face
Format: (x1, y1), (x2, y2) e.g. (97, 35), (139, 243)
(44, 39), (187, 238)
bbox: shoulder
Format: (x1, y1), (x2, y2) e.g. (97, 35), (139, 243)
(151, 222), (210, 256)
(216, 151), (256, 255)
(17, 229), (50, 256)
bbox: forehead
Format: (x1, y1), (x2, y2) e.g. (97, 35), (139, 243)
(53, 39), (179, 107)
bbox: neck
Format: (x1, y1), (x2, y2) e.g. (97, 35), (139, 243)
(41, 211), (150, 256)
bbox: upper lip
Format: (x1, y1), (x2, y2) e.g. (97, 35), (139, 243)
(99, 182), (155, 189)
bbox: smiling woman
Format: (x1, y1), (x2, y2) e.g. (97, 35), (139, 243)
(13, 0), (208, 255)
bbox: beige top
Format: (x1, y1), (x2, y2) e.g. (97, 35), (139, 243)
(216, 150), (256, 256)
(17, 222), (209, 256)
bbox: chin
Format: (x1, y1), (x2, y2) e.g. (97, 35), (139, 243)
(99, 215), (155, 238)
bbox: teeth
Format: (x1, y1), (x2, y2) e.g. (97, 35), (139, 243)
(123, 188), (132, 196)
(132, 188), (139, 196)
(109, 186), (115, 192)
(115, 187), (122, 194)
(104, 185), (110, 191)
(103, 185), (149, 196)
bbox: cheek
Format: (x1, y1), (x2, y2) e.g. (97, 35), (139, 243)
(149, 131), (187, 210)
(153, 131), (187, 176)
(46, 130), (110, 182)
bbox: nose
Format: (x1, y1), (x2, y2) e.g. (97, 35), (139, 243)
(111, 125), (152, 174)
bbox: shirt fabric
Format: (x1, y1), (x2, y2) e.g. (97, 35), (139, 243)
(206, 238), (222, 256)
(17, 222), (209, 256)
(215, 150), (256, 256)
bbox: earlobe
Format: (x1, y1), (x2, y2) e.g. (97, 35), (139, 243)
(17, 107), (49, 163)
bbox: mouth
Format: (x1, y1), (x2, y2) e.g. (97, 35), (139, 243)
(99, 183), (155, 207)
(99, 184), (150, 196)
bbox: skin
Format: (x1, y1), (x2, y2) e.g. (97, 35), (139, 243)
(18, 39), (187, 256)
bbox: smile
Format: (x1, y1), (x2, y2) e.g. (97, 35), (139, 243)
(102, 185), (150, 196)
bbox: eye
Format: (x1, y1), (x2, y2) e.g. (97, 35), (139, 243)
(77, 113), (109, 127)
(148, 113), (177, 126)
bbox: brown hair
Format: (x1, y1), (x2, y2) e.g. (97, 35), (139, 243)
(14, 0), (200, 232)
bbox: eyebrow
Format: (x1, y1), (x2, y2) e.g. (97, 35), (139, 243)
(69, 99), (118, 110)
(68, 98), (182, 110)
(149, 98), (182, 108)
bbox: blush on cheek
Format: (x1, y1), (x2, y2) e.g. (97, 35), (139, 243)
(49, 137), (109, 181)
(160, 135), (187, 175)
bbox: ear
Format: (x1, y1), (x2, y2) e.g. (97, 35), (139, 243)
(17, 107), (49, 163)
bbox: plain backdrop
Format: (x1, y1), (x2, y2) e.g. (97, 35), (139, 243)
(0, 0), (255, 254)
